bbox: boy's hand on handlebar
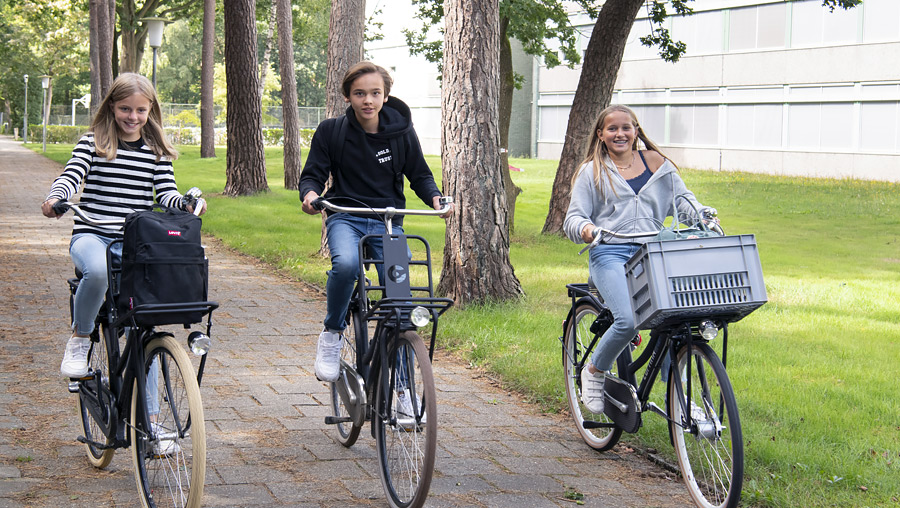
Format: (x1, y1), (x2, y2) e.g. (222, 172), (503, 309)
(302, 191), (321, 215)
(432, 195), (453, 218)
(41, 198), (62, 219)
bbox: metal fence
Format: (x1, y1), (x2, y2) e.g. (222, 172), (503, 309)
(48, 103), (326, 130)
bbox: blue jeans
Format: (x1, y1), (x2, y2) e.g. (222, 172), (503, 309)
(323, 214), (403, 332)
(70, 233), (121, 336)
(70, 233), (160, 415)
(587, 243), (641, 372)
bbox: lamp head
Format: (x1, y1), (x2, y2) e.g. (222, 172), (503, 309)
(143, 17), (169, 48)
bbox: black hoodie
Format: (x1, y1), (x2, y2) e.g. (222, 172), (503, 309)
(298, 97), (441, 225)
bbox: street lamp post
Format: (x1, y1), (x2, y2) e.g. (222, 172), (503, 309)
(40, 75), (50, 153)
(23, 74), (28, 143)
(142, 17), (169, 88)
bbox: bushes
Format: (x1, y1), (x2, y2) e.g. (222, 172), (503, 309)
(32, 124), (316, 148)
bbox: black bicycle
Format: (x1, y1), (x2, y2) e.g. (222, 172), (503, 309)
(313, 197), (453, 508)
(561, 216), (766, 508)
(55, 191), (217, 508)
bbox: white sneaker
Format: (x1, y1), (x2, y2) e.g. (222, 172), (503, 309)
(151, 422), (181, 457)
(315, 329), (342, 382)
(396, 389), (426, 430)
(60, 336), (91, 378)
(580, 366), (606, 414)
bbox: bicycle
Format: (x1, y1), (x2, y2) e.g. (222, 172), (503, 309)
(54, 190), (218, 508)
(312, 197), (453, 508)
(561, 214), (766, 508)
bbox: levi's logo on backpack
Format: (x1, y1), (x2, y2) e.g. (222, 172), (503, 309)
(118, 206), (208, 326)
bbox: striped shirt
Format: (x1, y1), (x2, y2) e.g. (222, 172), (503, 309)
(46, 134), (185, 239)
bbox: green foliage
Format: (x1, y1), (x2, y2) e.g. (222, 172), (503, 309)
(28, 124), (87, 144)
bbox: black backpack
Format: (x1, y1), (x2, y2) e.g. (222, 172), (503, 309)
(117, 206), (208, 326)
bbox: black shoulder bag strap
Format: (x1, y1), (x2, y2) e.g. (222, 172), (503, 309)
(329, 115), (349, 169)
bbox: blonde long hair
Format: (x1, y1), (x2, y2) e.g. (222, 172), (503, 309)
(90, 73), (177, 161)
(573, 104), (671, 198)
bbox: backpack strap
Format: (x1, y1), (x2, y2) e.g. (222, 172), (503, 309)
(329, 115), (349, 169)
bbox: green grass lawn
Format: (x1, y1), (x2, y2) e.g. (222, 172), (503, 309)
(35, 143), (900, 507)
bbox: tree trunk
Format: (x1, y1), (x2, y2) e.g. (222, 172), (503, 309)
(439, 0), (523, 305)
(498, 16), (522, 233)
(223, 0), (269, 196)
(318, 0), (365, 255)
(324, 0), (364, 118)
(90, 0), (114, 115)
(276, 0), (302, 190)
(260, 5), (276, 99)
(200, 0), (216, 158)
(541, 0), (644, 235)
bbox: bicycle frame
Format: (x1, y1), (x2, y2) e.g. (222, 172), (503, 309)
(562, 283), (730, 432)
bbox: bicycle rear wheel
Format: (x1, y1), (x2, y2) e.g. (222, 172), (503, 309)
(77, 325), (116, 468)
(131, 333), (206, 508)
(563, 302), (622, 451)
(374, 331), (437, 508)
(330, 309), (364, 447)
(668, 342), (743, 508)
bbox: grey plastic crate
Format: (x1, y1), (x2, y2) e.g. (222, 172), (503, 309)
(625, 234), (767, 330)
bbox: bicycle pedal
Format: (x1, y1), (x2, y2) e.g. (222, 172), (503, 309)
(67, 381), (80, 393)
(324, 416), (353, 425)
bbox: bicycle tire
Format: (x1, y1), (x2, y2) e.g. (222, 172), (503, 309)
(76, 325), (116, 468)
(131, 333), (206, 508)
(330, 308), (364, 447)
(374, 331), (437, 508)
(668, 342), (743, 508)
(563, 301), (623, 451)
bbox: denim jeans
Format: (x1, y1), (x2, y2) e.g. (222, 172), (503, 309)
(323, 214), (404, 332)
(587, 243), (641, 372)
(70, 233), (160, 415)
(70, 233), (121, 336)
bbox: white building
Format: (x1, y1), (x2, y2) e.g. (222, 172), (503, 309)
(369, 0), (900, 181)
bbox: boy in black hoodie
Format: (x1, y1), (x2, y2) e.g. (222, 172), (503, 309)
(300, 61), (447, 383)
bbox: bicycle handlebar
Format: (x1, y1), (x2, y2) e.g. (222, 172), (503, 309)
(51, 188), (206, 227)
(312, 196), (453, 218)
(578, 207), (724, 255)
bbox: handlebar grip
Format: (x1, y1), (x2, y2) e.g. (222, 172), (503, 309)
(51, 201), (71, 215)
(311, 198), (325, 211)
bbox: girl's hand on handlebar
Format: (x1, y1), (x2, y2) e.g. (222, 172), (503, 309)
(581, 224), (596, 244)
(302, 191), (321, 215)
(186, 198), (207, 216)
(41, 198), (62, 219)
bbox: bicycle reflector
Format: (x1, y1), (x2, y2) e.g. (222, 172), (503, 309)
(187, 331), (211, 356)
(410, 306), (432, 327)
(699, 320), (719, 341)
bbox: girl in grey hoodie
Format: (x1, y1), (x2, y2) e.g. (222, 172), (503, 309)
(563, 105), (714, 415)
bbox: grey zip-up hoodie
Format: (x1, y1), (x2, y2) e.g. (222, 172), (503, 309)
(564, 156), (707, 245)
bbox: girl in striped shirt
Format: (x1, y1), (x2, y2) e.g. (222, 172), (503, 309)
(41, 73), (206, 380)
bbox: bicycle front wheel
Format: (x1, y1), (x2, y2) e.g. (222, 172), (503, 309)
(563, 302), (622, 451)
(668, 342), (743, 508)
(131, 333), (206, 508)
(374, 331), (437, 508)
(76, 325), (116, 468)
(330, 309), (364, 447)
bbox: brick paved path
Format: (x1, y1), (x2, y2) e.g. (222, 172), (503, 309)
(0, 136), (691, 507)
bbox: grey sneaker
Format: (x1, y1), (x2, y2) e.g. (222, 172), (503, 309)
(314, 329), (342, 382)
(580, 366), (606, 414)
(60, 335), (91, 378)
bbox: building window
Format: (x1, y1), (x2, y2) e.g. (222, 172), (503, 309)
(860, 102), (900, 152)
(863, 0), (900, 43)
(729, 3), (786, 51)
(791, 0), (858, 47)
(670, 105), (718, 145)
(727, 104), (783, 149)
